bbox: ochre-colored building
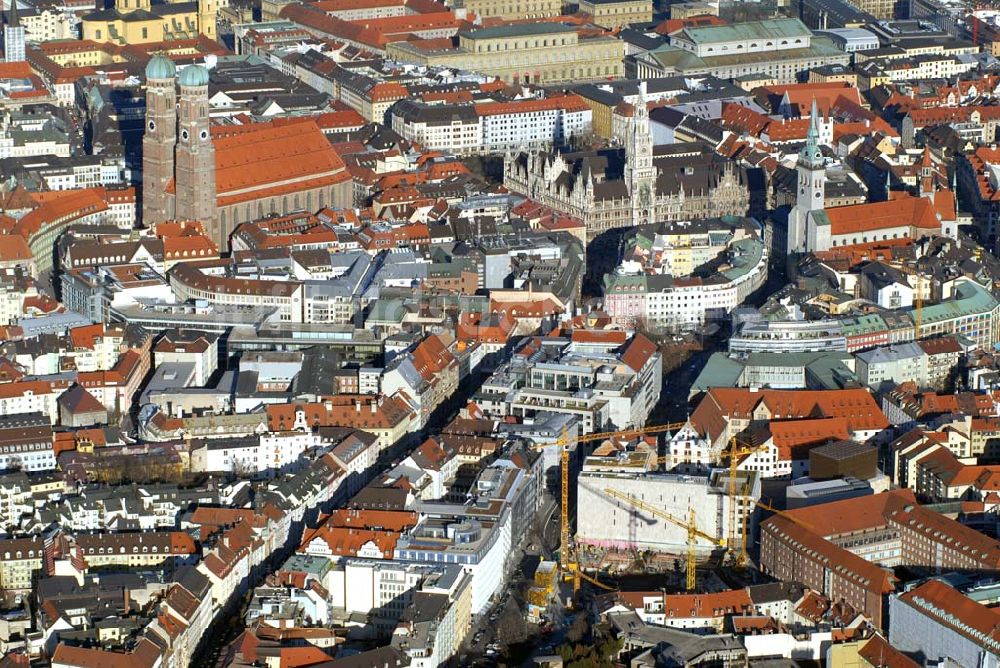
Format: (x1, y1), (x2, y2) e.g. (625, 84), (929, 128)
(387, 23), (624, 84)
(579, 0), (652, 28)
(808, 64), (859, 86)
(576, 87), (617, 139)
(82, 0), (216, 45)
(459, 0), (562, 20)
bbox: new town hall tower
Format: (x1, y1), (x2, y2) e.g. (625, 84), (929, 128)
(504, 82), (748, 241)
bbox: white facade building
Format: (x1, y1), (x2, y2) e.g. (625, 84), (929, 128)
(889, 580), (1000, 668)
(391, 96), (593, 155)
(576, 469), (759, 555)
(327, 559), (452, 634)
(855, 342), (927, 389)
(18, 8), (78, 43)
(665, 421), (712, 474)
(477, 97), (593, 153)
(604, 223), (768, 332)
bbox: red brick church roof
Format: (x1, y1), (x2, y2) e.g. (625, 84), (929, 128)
(211, 119), (350, 205)
(166, 118), (350, 207)
(823, 194), (942, 236)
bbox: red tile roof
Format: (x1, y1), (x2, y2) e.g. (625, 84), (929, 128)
(51, 638), (161, 668)
(321, 508), (417, 531)
(475, 94), (591, 116)
(266, 395), (414, 431)
(764, 514), (897, 593)
(620, 333), (656, 373)
(10, 188), (111, 243)
(908, 105), (1000, 129)
(768, 417), (851, 460)
(278, 646), (337, 668)
(720, 102), (770, 137)
(888, 503), (1000, 567)
(758, 82), (863, 116)
(300, 525), (400, 557)
(823, 195), (942, 236)
(619, 588), (752, 618)
(897, 579), (1000, 648)
(763, 118), (810, 142)
(0, 62), (32, 78)
(280, 3), (469, 49)
(207, 119), (350, 206)
(69, 323), (107, 351)
(0, 235), (32, 263)
(812, 238), (913, 267)
(781, 489), (916, 538)
(0, 358), (24, 384)
(857, 634), (920, 668)
(489, 298), (562, 318)
(0, 379), (70, 400)
(691, 388), (888, 442)
(654, 14), (726, 34)
(570, 329), (628, 346)
(411, 334), (455, 382)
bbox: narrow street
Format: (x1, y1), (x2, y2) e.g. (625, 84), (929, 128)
(200, 369), (490, 667)
(649, 347), (714, 425)
(461, 342), (719, 667)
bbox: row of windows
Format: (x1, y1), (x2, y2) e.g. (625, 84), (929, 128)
(93, 26), (153, 40)
(477, 36), (573, 52)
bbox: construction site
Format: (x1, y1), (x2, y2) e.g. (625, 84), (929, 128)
(527, 421), (791, 606)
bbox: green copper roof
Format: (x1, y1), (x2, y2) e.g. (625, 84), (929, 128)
(677, 18), (812, 45)
(178, 64), (209, 87)
(145, 54), (176, 80)
(911, 279), (998, 326)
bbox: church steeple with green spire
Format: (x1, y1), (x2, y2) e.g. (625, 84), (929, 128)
(798, 98), (824, 169)
(787, 98), (826, 254)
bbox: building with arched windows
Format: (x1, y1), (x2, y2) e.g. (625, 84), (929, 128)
(386, 23), (624, 85)
(504, 85), (749, 241)
(787, 104), (955, 255)
(82, 0), (217, 45)
(141, 57), (353, 249)
(629, 18), (850, 82)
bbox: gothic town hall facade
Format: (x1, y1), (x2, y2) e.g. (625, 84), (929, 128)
(503, 88), (749, 241)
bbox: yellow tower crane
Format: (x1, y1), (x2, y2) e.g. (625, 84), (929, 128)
(724, 436), (767, 567)
(531, 421), (690, 591)
(724, 441), (819, 567)
(898, 263), (924, 339)
(602, 487), (724, 590)
(731, 500), (816, 570)
(756, 499), (815, 531)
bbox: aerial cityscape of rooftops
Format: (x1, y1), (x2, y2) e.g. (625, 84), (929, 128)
(9, 0), (1000, 666)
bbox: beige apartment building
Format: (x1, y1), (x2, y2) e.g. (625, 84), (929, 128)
(579, 0), (652, 28)
(670, 1), (718, 19)
(849, 0), (903, 19)
(386, 23), (624, 84)
(457, 0), (563, 20)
